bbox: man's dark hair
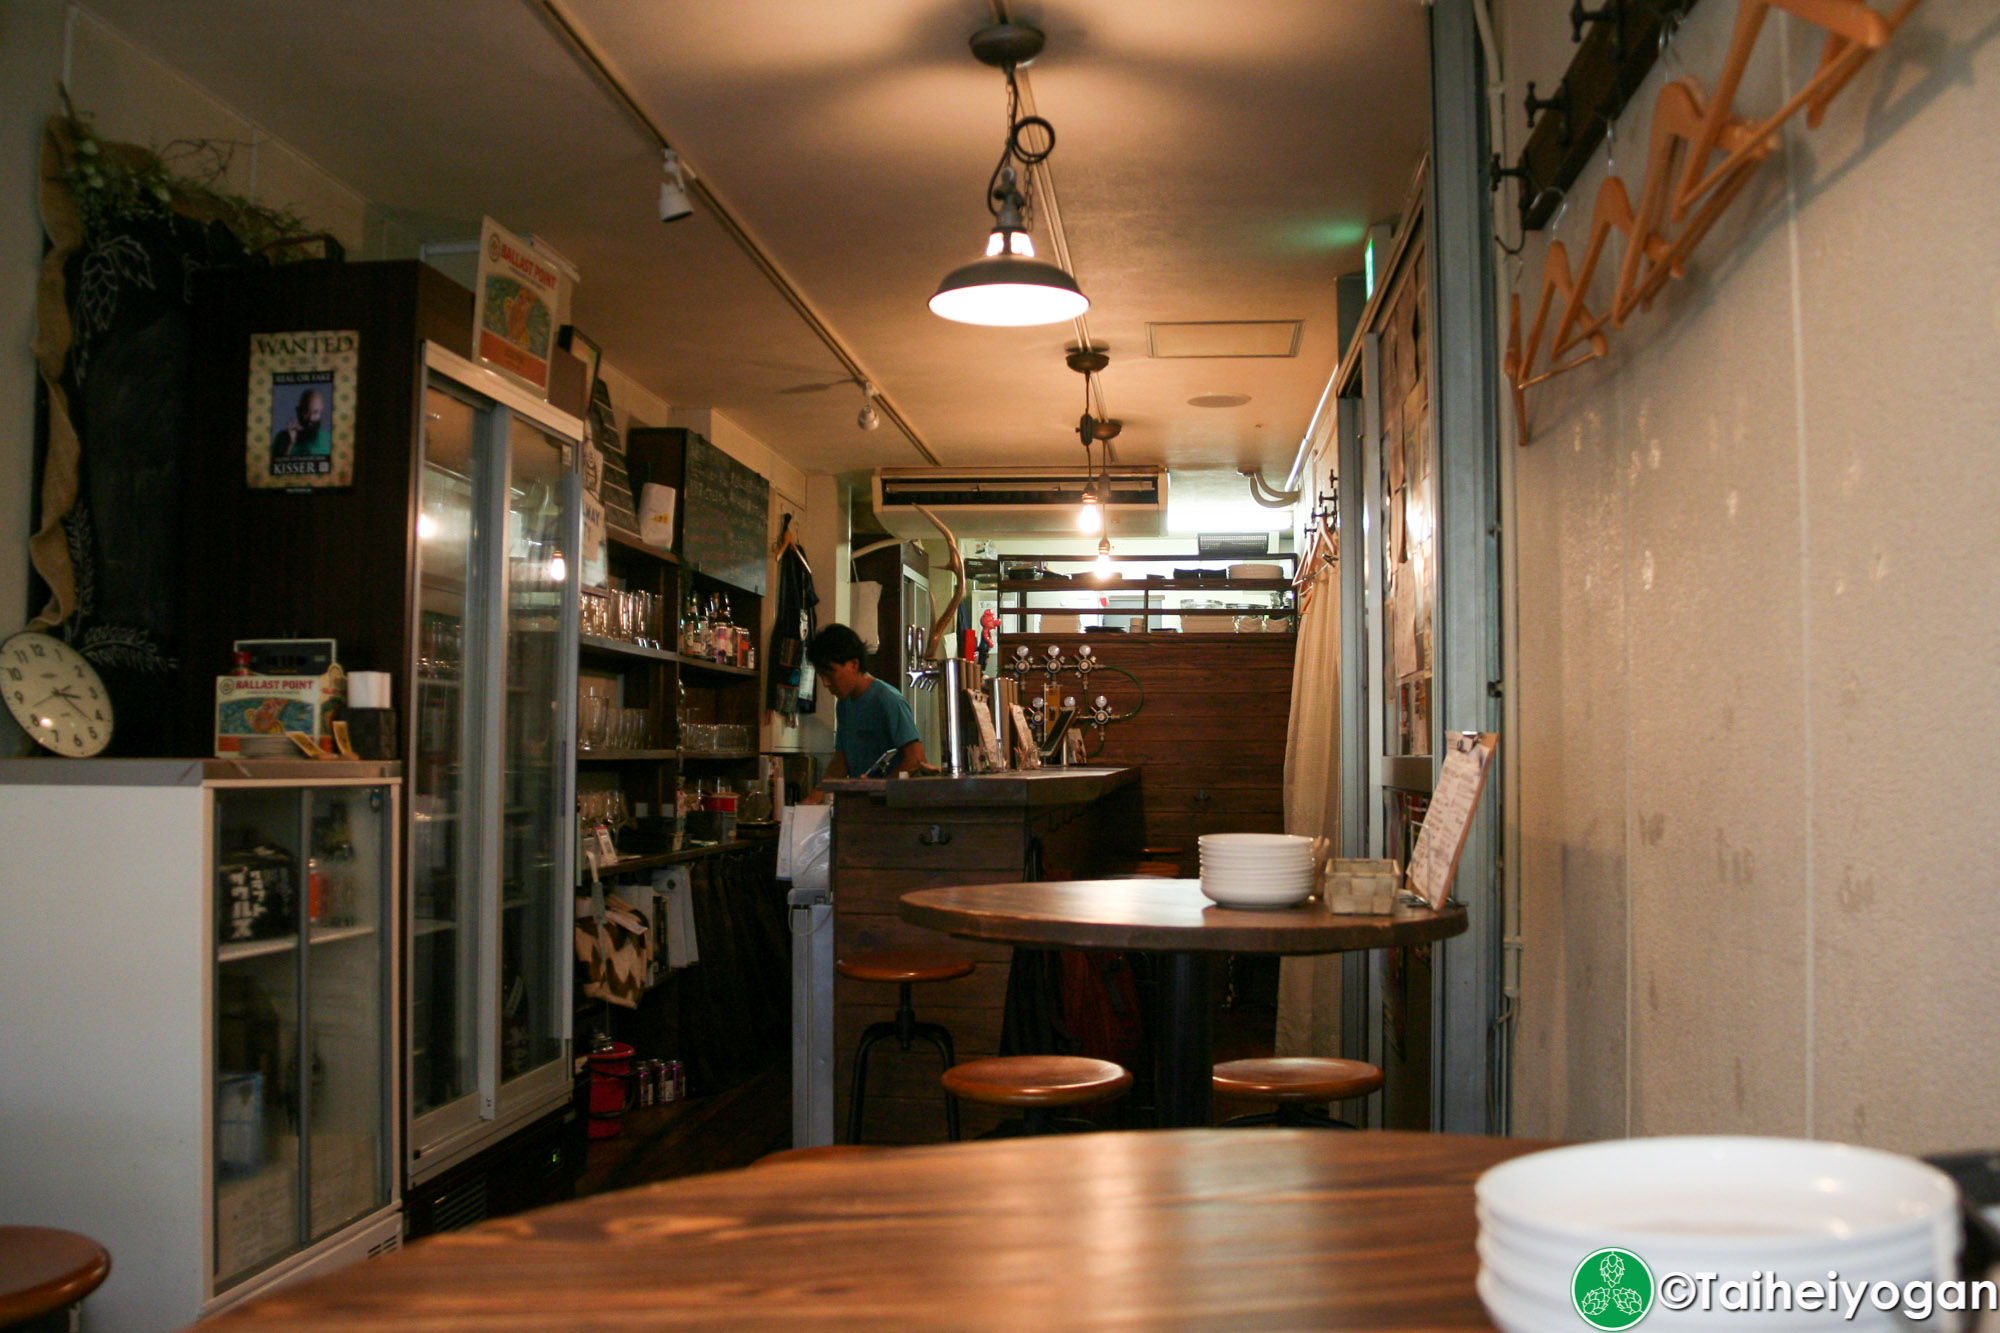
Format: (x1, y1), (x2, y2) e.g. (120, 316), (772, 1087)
(807, 623), (867, 675)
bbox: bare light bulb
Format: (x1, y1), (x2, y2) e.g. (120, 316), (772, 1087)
(1076, 497), (1102, 533)
(1093, 539), (1114, 578)
(549, 551), (568, 583)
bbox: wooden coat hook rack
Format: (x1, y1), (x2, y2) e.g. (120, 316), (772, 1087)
(1507, 0), (1925, 444)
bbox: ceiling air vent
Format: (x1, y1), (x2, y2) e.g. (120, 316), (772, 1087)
(872, 467), (1167, 537)
(1146, 320), (1302, 358)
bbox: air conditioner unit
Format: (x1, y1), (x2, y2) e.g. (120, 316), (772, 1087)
(870, 467), (1168, 537)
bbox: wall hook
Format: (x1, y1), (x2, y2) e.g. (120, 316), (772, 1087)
(1570, 0), (1624, 46)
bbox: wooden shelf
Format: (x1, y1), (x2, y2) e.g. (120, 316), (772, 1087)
(578, 636), (758, 678)
(585, 838), (770, 879)
(605, 530), (680, 564)
(578, 748), (680, 762)
(680, 749), (760, 761)
(673, 653), (756, 679)
(1002, 607), (1295, 618)
(999, 578), (1293, 592)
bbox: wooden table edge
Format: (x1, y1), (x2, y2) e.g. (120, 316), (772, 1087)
(899, 885), (1469, 954)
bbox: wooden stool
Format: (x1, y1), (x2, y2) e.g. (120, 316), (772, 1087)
(752, 1144), (884, 1168)
(0, 1227), (110, 1332)
(1211, 1057), (1384, 1129)
(837, 950), (975, 1144)
(941, 1055), (1132, 1137)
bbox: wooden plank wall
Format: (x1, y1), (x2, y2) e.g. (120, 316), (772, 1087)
(1009, 633), (1298, 874)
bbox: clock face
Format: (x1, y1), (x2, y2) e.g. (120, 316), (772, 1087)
(1, 632), (114, 757)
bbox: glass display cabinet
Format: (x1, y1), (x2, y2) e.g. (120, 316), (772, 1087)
(407, 343), (580, 1185)
(0, 759), (402, 1328)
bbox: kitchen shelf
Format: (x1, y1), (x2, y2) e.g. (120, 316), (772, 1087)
(579, 635), (677, 665)
(584, 838), (771, 880)
(999, 578), (1293, 592)
(680, 749), (760, 760)
(577, 637), (757, 678)
(605, 530), (681, 564)
(673, 654), (757, 678)
(577, 748), (680, 762)
(218, 922), (378, 963)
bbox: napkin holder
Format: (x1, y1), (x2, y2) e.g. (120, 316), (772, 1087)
(1323, 858), (1401, 915)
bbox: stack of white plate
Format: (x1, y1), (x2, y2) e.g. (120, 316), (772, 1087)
(1476, 1137), (1962, 1331)
(1197, 833), (1314, 908)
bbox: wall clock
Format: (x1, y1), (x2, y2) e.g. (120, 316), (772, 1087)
(1, 631), (114, 757)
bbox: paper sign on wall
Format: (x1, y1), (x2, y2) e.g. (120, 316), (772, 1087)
(245, 330), (358, 489)
(1405, 732), (1497, 910)
(470, 217), (559, 397)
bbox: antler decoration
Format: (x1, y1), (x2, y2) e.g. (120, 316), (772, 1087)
(913, 504), (965, 661)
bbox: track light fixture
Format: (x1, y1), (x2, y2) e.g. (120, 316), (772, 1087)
(658, 148), (693, 223)
(928, 23), (1089, 327)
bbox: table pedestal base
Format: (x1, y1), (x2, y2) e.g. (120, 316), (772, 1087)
(1155, 952), (1213, 1128)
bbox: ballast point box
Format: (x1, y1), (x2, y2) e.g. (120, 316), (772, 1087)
(216, 666), (346, 756)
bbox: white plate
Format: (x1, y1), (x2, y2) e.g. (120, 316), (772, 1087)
(1198, 872), (1314, 889)
(1199, 881), (1314, 909)
(1198, 833), (1312, 851)
(1478, 1138), (1958, 1246)
(1479, 1207), (1942, 1274)
(1478, 1220), (1942, 1282)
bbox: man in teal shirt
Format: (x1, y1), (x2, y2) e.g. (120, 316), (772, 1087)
(804, 623), (925, 802)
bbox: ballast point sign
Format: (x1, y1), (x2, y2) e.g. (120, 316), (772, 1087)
(471, 216), (559, 395)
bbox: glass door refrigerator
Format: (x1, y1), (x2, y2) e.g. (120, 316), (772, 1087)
(0, 759), (402, 1329)
(405, 343), (581, 1196)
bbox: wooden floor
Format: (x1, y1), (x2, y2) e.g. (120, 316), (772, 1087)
(577, 990), (1280, 1197)
(577, 1060), (793, 1198)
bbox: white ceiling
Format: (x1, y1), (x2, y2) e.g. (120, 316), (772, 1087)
(83, 0), (1430, 483)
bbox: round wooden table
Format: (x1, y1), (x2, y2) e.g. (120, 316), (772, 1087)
(198, 1129), (1541, 1331)
(0, 1227), (110, 1328)
(900, 878), (1468, 1126)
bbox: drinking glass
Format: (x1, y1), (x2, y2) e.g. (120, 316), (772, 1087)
(579, 695), (606, 751)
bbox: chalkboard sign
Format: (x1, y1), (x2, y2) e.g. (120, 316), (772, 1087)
(682, 433), (770, 595)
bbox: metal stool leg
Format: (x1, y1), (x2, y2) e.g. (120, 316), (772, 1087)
(844, 1024), (894, 1144)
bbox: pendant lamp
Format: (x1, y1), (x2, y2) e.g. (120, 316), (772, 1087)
(929, 23), (1089, 327)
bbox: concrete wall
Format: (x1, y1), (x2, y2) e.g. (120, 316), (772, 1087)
(1501, 0), (2000, 1153)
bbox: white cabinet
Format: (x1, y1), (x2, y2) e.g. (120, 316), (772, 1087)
(0, 760), (402, 1332)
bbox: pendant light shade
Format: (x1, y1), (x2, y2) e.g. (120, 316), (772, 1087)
(932, 25), (1087, 328)
(929, 254), (1088, 327)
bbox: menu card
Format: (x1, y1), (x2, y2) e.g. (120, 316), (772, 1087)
(1405, 732), (1497, 909)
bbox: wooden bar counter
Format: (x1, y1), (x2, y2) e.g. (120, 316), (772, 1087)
(822, 766), (1140, 1142)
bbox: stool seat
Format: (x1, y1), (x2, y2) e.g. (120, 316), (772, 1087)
(752, 1144), (884, 1168)
(943, 1055), (1133, 1108)
(836, 950), (975, 985)
(1212, 1057), (1385, 1103)
(0, 1227), (110, 1327)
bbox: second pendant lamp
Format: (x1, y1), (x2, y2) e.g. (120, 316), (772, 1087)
(929, 22), (1088, 328)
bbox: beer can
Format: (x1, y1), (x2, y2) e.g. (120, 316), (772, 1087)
(636, 1060), (657, 1107)
(665, 1059), (685, 1103)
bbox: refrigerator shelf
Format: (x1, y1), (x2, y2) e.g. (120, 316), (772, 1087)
(218, 923), (378, 963)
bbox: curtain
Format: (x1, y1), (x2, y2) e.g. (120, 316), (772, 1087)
(1277, 561), (1342, 1055)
